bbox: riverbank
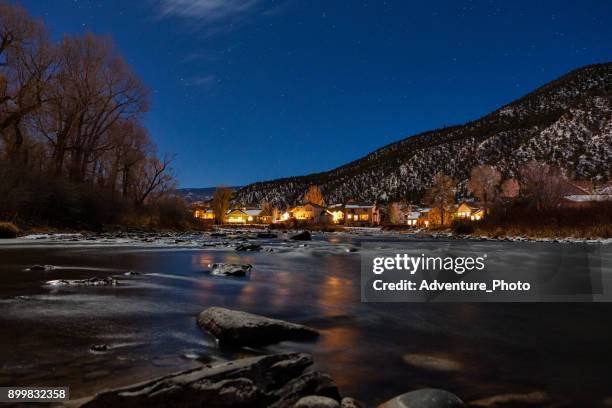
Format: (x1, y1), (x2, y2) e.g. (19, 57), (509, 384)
(1, 227), (610, 247)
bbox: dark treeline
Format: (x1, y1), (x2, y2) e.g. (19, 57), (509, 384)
(0, 2), (190, 230)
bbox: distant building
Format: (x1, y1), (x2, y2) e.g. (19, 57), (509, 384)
(562, 194), (612, 208)
(561, 180), (611, 208)
(226, 208), (263, 224)
(193, 206), (215, 221)
(344, 203), (380, 226)
(403, 211), (421, 226)
(454, 202), (483, 221)
(327, 204), (346, 224)
(282, 202), (328, 223)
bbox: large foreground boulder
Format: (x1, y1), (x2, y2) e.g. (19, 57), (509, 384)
(198, 307), (319, 347)
(378, 389), (464, 408)
(80, 353), (339, 408)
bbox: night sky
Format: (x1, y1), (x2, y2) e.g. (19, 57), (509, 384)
(18, 0), (612, 188)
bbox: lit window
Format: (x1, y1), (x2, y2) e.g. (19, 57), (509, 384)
(247, 216), (253, 222)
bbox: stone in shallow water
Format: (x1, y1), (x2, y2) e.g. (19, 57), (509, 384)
(294, 395), (340, 408)
(341, 397), (365, 408)
(90, 344), (108, 352)
(235, 243), (263, 252)
(197, 307), (319, 347)
(46, 277), (118, 286)
(208, 263), (252, 277)
(402, 353), (463, 372)
(257, 232), (278, 238)
(28, 265), (55, 271)
(79, 353), (339, 408)
(291, 231), (312, 241)
(468, 391), (551, 407)
(378, 389), (464, 408)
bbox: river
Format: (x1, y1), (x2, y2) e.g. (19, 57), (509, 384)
(0, 232), (611, 406)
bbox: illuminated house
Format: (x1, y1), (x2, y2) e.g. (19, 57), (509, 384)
(454, 202), (483, 221)
(327, 204), (345, 224)
(193, 207), (215, 221)
(344, 203), (380, 226)
(403, 211), (421, 226)
(281, 202), (327, 223)
(258, 207), (274, 224)
(417, 208), (431, 227)
(226, 208), (262, 224)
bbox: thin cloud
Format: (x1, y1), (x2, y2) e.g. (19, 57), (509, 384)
(155, 0), (262, 23)
(187, 75), (217, 88)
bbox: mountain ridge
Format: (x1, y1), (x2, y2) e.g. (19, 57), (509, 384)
(233, 63), (612, 206)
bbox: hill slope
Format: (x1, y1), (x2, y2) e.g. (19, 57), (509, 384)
(234, 63), (612, 206)
(177, 187), (241, 203)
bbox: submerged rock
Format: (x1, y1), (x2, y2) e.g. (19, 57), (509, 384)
(79, 353), (339, 408)
(468, 391), (551, 407)
(197, 307), (319, 347)
(208, 263), (252, 277)
(402, 353), (463, 372)
(294, 395), (340, 408)
(291, 231), (312, 241)
(341, 397), (365, 408)
(46, 277), (118, 286)
(257, 232), (278, 239)
(379, 389), (464, 408)
(236, 243), (263, 252)
(90, 344), (108, 352)
(123, 271), (141, 276)
(28, 265), (55, 271)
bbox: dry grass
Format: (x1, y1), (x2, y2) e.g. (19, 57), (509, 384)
(0, 221), (20, 238)
(476, 201), (612, 239)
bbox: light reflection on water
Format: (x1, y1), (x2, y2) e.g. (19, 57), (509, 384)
(0, 238), (611, 406)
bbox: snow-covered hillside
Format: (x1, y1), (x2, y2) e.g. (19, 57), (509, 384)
(234, 63), (612, 206)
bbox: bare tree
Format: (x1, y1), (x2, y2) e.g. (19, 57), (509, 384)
(520, 161), (566, 211)
(260, 200), (274, 214)
(211, 187), (233, 225)
(303, 185), (325, 206)
(387, 202), (401, 224)
(40, 33), (148, 181)
(0, 1), (55, 163)
(134, 154), (175, 205)
(423, 172), (457, 226)
(500, 178), (520, 198)
(468, 165), (501, 215)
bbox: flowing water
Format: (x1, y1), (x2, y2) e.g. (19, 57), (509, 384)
(0, 233), (611, 406)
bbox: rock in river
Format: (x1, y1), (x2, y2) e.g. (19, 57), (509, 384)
(341, 397), (365, 408)
(90, 344), (108, 352)
(79, 353), (340, 408)
(46, 277), (118, 286)
(28, 265), (56, 271)
(236, 243), (263, 252)
(197, 307), (319, 346)
(402, 353), (463, 373)
(209, 263), (252, 277)
(294, 395), (340, 408)
(290, 231), (312, 241)
(257, 232), (278, 239)
(378, 389), (464, 408)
